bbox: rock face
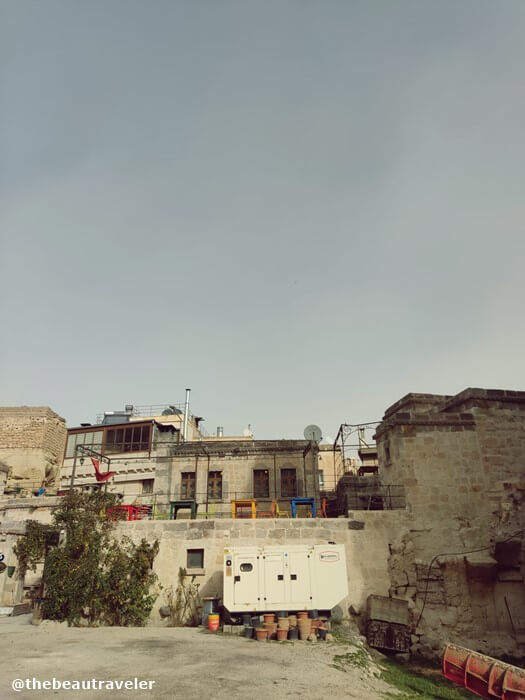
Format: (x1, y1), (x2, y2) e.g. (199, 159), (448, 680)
(374, 388), (525, 662)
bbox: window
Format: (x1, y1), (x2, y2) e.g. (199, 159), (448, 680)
(318, 470), (324, 487)
(207, 471), (222, 499)
(281, 468), (297, 497)
(181, 472), (196, 499)
(65, 430), (104, 459)
(187, 548), (204, 569)
(253, 469), (269, 498)
(105, 424), (151, 454)
(142, 479), (154, 495)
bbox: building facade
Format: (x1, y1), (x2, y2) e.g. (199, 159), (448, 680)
(154, 439), (320, 517)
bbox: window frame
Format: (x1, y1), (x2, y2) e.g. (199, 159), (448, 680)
(104, 423), (152, 455)
(142, 479), (154, 495)
(181, 472), (196, 499)
(207, 471), (222, 500)
(280, 468), (297, 498)
(186, 548), (204, 573)
(253, 469), (270, 499)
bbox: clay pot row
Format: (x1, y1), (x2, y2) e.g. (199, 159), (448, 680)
(255, 627), (300, 641)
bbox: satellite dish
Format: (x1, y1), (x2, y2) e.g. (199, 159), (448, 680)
(162, 406), (182, 416)
(304, 424), (322, 442)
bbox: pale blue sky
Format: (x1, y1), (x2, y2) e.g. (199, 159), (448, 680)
(1, 1), (524, 438)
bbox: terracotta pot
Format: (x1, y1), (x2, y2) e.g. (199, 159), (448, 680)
(255, 628), (268, 641)
(288, 615), (297, 628)
(277, 617), (289, 628)
(310, 619), (321, 631)
(263, 613), (275, 624)
(298, 619), (311, 641)
(277, 628), (288, 641)
(297, 611), (308, 620)
(267, 622), (278, 639)
(299, 624), (312, 641)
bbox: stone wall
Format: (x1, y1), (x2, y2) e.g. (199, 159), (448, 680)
(0, 496), (410, 625)
(375, 388), (525, 661)
(0, 407), (67, 490)
(318, 445), (342, 492)
(116, 512), (410, 624)
(0, 497), (60, 606)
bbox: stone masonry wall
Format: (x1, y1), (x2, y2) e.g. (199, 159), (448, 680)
(375, 388), (525, 662)
(0, 407), (67, 489)
(116, 512), (410, 625)
(0, 497), (410, 625)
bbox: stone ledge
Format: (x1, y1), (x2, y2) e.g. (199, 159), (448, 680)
(0, 520), (27, 534)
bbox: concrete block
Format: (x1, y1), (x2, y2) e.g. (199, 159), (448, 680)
(285, 530), (301, 538)
(189, 520), (215, 530)
(269, 529), (286, 539)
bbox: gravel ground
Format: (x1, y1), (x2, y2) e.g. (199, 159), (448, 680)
(0, 616), (390, 700)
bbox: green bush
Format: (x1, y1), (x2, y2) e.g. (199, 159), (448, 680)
(15, 491), (159, 626)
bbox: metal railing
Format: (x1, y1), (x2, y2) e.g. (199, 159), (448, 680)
(339, 483), (406, 511)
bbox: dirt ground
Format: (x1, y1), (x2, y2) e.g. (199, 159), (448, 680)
(0, 615), (390, 700)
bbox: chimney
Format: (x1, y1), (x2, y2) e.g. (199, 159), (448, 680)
(183, 389), (191, 441)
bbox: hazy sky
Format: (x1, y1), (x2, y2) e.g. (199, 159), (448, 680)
(1, 0), (524, 439)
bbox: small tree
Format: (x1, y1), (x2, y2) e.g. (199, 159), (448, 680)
(14, 491), (159, 626)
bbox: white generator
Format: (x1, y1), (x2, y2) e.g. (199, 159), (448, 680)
(223, 544), (348, 613)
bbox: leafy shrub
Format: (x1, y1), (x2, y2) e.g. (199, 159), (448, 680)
(15, 491), (159, 626)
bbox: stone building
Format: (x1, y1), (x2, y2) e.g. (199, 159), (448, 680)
(317, 444), (343, 493)
(59, 419), (179, 500)
(0, 407), (67, 493)
(58, 403), (207, 500)
(59, 405), (321, 517)
(374, 388), (525, 661)
(154, 439), (320, 517)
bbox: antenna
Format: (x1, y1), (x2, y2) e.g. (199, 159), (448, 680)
(303, 424), (322, 443)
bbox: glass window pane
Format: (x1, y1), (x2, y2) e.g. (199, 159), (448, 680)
(141, 425), (151, 449)
(187, 549), (204, 569)
(66, 435), (76, 459)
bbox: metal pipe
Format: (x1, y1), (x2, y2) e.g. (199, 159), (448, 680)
(69, 445), (79, 491)
(273, 454), (277, 499)
(183, 388), (191, 441)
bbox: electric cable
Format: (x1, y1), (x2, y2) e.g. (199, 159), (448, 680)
(415, 526), (525, 629)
